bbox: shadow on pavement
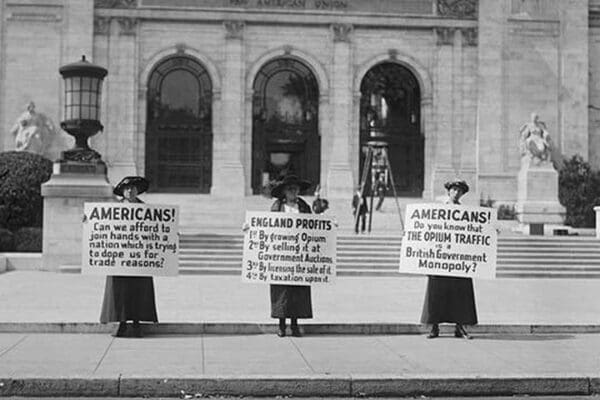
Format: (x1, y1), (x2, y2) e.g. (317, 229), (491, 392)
(472, 334), (576, 341)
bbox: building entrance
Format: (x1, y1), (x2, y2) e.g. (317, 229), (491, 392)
(145, 56), (213, 192)
(251, 58), (320, 194)
(359, 62), (423, 197)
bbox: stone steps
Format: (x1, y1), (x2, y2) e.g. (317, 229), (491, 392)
(64, 233), (600, 278)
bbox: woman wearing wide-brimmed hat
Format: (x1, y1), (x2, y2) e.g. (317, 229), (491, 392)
(268, 174), (313, 337)
(420, 179), (478, 339)
(100, 176), (158, 338)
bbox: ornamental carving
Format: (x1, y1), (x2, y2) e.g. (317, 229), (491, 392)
(94, 16), (111, 35)
(175, 43), (187, 54)
(437, 0), (477, 18)
(435, 27), (454, 46)
(461, 28), (478, 46)
(116, 17), (138, 36)
(62, 149), (103, 163)
(224, 20), (245, 40)
(332, 24), (353, 43)
(94, 0), (137, 8)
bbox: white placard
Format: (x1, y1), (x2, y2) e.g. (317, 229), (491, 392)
(242, 211), (337, 285)
(82, 202), (179, 276)
(399, 203), (497, 279)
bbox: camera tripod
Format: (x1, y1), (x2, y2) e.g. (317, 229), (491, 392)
(354, 141), (404, 233)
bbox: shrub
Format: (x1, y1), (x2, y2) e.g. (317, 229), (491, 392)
(13, 227), (43, 252)
(0, 228), (14, 252)
(558, 155), (600, 228)
(480, 197), (517, 221)
(0, 151), (52, 231)
(497, 204), (517, 220)
(480, 196), (494, 208)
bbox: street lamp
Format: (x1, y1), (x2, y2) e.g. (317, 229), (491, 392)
(59, 55), (107, 164)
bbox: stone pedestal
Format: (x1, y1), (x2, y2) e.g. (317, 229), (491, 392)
(594, 206), (600, 239)
(515, 161), (565, 234)
(41, 162), (113, 271)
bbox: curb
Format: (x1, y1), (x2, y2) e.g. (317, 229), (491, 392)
(0, 376), (598, 397)
(1, 322), (600, 335)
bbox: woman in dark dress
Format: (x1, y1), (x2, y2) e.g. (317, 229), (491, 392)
(269, 175), (313, 337)
(100, 176), (158, 338)
(421, 179), (477, 339)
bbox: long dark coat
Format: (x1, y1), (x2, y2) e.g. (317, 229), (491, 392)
(269, 197), (313, 319)
(100, 198), (158, 323)
(420, 199), (478, 325)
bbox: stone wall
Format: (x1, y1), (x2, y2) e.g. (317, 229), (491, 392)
(477, 0), (589, 203)
(589, 7), (600, 169)
(1, 0), (596, 205)
(0, 0), (94, 159)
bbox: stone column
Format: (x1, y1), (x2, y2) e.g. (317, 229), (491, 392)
(90, 16), (111, 159)
(0, 1), (5, 151)
(421, 95), (434, 199)
(476, 0), (508, 184)
(63, 0), (94, 64)
(559, 0), (588, 158)
(431, 27), (457, 195)
(212, 20), (245, 197)
(104, 17), (138, 183)
(326, 23), (354, 198)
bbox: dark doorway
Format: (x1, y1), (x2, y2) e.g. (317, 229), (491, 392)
(359, 62), (423, 197)
(146, 56), (212, 192)
(251, 58), (320, 194)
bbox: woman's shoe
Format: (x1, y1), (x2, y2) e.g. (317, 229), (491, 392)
(291, 326), (302, 337)
(277, 319), (286, 337)
(455, 324), (472, 340)
(114, 322), (127, 337)
(132, 321), (143, 338)
(427, 324), (439, 339)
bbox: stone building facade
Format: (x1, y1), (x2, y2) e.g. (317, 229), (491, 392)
(0, 0), (596, 203)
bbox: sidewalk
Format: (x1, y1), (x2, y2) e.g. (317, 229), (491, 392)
(2, 271), (600, 397)
(1, 271), (600, 327)
(1, 331), (599, 397)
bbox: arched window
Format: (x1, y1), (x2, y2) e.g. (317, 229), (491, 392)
(146, 56), (212, 192)
(359, 62), (423, 196)
(251, 58), (320, 193)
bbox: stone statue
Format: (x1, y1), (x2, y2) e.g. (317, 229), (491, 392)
(9, 101), (59, 157)
(519, 113), (553, 165)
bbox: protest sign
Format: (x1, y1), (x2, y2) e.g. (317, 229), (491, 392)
(399, 203), (497, 279)
(242, 211), (336, 285)
(82, 202), (179, 277)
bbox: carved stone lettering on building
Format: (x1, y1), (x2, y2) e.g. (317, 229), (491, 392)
(140, 0), (431, 14)
(229, 0), (349, 9)
(95, 0), (137, 8)
(332, 23), (353, 43)
(224, 20), (245, 39)
(437, 0), (477, 18)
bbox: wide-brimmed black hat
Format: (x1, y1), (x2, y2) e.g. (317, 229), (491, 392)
(113, 176), (150, 197)
(270, 175), (312, 199)
(444, 179), (469, 194)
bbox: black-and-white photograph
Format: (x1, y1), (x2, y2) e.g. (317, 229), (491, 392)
(0, 0), (599, 398)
